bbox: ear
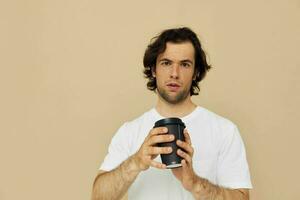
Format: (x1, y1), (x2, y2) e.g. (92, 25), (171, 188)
(192, 71), (197, 80)
(151, 66), (156, 77)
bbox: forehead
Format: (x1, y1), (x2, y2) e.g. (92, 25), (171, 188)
(157, 41), (195, 61)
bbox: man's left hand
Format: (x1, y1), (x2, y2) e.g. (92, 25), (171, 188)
(171, 129), (197, 192)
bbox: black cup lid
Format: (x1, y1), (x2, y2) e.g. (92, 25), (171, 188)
(154, 117), (185, 127)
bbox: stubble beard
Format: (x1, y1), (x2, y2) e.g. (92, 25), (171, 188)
(157, 85), (191, 105)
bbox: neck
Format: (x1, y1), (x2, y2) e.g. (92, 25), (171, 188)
(155, 95), (197, 118)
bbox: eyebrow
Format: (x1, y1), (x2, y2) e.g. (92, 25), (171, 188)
(158, 58), (172, 62)
(180, 59), (193, 65)
(158, 58), (194, 64)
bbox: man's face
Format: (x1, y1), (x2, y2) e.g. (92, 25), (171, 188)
(153, 41), (195, 104)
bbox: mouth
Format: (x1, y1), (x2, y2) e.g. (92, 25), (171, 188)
(166, 82), (180, 91)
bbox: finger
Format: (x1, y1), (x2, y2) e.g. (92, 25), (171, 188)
(183, 129), (192, 145)
(181, 159), (190, 173)
(177, 149), (192, 163)
(147, 134), (174, 146)
(151, 127), (168, 136)
(145, 127), (168, 141)
(147, 146), (172, 155)
(181, 159), (187, 168)
(181, 159), (193, 174)
(176, 140), (194, 155)
(150, 160), (167, 169)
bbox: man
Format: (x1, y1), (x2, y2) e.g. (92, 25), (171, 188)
(92, 27), (252, 200)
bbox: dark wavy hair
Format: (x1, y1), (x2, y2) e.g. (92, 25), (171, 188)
(143, 27), (211, 96)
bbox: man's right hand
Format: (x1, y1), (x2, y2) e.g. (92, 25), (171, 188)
(132, 127), (174, 171)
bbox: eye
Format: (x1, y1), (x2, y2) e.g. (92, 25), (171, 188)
(161, 61), (171, 66)
(181, 62), (191, 68)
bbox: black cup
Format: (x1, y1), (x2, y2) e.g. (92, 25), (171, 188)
(154, 118), (186, 169)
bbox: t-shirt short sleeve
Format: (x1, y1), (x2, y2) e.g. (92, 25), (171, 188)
(99, 123), (131, 171)
(217, 124), (253, 189)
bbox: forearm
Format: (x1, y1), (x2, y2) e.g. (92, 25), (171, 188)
(92, 155), (141, 200)
(192, 175), (249, 200)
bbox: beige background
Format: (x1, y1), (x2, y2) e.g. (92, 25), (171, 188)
(1, 0), (299, 199)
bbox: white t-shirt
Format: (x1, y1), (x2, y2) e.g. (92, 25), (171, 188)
(100, 106), (252, 200)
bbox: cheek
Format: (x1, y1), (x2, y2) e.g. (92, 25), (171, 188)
(155, 69), (168, 80)
(155, 67), (165, 76)
(156, 77), (164, 87)
(182, 72), (194, 83)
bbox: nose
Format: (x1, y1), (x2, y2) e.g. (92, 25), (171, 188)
(170, 64), (179, 79)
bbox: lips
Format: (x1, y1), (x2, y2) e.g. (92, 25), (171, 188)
(166, 82), (180, 91)
(167, 82), (180, 87)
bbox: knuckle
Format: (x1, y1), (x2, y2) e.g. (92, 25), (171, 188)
(151, 128), (157, 135)
(157, 135), (163, 141)
(156, 135), (164, 143)
(165, 135), (172, 141)
(178, 149), (183, 155)
(153, 147), (159, 154)
(165, 147), (172, 153)
(153, 135), (161, 142)
(191, 148), (194, 154)
(143, 148), (149, 156)
(147, 148), (152, 155)
(161, 127), (167, 132)
(157, 147), (164, 154)
(158, 135), (170, 142)
(155, 127), (166, 133)
(146, 137), (153, 145)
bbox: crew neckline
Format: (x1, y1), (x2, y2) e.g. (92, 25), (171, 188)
(151, 106), (203, 122)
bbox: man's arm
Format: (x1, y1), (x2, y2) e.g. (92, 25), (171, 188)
(172, 129), (250, 200)
(91, 155), (141, 200)
(192, 175), (249, 199)
(91, 127), (174, 200)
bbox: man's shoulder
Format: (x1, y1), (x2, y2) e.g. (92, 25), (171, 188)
(194, 107), (242, 142)
(198, 106), (237, 128)
(121, 108), (154, 129)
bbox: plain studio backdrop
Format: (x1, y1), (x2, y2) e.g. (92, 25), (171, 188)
(0, 0), (299, 199)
